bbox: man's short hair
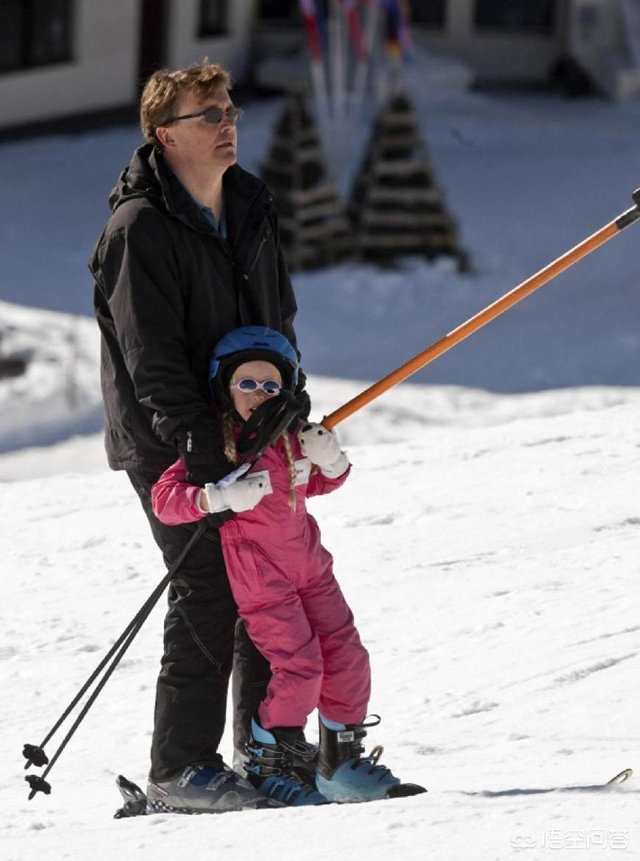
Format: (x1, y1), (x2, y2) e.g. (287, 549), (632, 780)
(140, 59), (233, 150)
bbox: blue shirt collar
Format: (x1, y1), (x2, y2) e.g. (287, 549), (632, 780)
(200, 203), (227, 238)
(165, 162), (227, 238)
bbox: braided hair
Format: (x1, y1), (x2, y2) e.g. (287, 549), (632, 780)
(222, 408), (298, 511)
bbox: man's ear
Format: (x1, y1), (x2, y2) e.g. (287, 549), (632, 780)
(156, 125), (175, 148)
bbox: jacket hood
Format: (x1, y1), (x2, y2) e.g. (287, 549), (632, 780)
(108, 145), (273, 242)
(108, 144), (167, 213)
(107, 144), (216, 235)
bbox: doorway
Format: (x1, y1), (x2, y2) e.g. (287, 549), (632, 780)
(138, 0), (167, 91)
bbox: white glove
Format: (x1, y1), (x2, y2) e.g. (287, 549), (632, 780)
(204, 474), (267, 513)
(297, 423), (349, 478)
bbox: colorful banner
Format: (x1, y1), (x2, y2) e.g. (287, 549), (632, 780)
(299, 0), (323, 60)
(380, 0), (413, 62)
(340, 0), (367, 60)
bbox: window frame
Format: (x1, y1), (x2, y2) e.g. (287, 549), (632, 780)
(473, 0), (555, 36)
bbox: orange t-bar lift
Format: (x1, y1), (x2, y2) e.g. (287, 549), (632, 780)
(322, 189), (640, 431)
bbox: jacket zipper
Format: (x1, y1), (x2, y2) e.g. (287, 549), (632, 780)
(244, 232), (268, 278)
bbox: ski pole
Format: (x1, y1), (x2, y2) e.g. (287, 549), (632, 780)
(23, 519), (209, 799)
(322, 189), (640, 430)
(21, 396), (306, 800)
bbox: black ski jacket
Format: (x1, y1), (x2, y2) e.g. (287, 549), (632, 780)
(90, 144), (301, 474)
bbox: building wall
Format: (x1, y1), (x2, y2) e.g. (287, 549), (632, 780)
(0, 0), (630, 133)
(0, 0), (257, 132)
(418, 0), (570, 84)
(566, 0), (621, 60)
(565, 0), (638, 99)
(0, 1), (140, 128)
(165, 0), (256, 81)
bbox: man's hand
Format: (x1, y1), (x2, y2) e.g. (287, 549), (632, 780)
(175, 422), (231, 486)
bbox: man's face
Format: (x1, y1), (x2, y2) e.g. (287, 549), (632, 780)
(160, 84), (238, 171)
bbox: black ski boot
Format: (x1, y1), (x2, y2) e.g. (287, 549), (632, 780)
(245, 718), (328, 806)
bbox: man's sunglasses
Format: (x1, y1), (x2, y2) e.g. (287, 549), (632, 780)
(164, 106), (244, 125)
(230, 378), (281, 395)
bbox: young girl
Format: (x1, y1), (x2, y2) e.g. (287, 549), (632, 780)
(151, 326), (412, 807)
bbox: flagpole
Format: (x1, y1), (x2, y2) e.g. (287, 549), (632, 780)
(323, 0), (348, 182)
(352, 0), (379, 120)
(299, 0), (332, 155)
(311, 59), (332, 142)
(330, 0), (346, 126)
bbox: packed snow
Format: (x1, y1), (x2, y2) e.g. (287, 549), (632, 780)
(2, 79), (640, 861)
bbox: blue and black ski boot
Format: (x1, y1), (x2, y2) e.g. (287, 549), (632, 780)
(315, 714), (427, 802)
(245, 718), (329, 806)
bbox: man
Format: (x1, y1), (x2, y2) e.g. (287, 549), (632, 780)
(90, 61), (309, 813)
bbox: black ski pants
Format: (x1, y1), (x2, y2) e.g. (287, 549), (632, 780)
(127, 471), (270, 781)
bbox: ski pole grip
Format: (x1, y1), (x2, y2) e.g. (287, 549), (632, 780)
(616, 188), (640, 229)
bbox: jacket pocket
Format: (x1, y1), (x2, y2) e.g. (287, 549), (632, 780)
(223, 539), (280, 605)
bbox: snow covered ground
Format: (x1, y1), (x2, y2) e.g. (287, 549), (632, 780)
(2, 384), (640, 861)
(2, 80), (640, 860)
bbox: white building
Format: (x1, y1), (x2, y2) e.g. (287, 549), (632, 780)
(0, 1), (638, 134)
(0, 0), (257, 132)
(409, 0), (640, 100)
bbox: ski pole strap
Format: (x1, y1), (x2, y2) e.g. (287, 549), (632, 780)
(23, 519), (209, 798)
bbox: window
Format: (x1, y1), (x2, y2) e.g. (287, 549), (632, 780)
(474, 0), (554, 35)
(199, 0), (228, 37)
(258, 0), (301, 21)
(409, 1), (446, 28)
(0, 0), (74, 73)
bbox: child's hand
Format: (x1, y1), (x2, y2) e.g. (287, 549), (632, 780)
(204, 476), (268, 513)
(297, 423), (349, 478)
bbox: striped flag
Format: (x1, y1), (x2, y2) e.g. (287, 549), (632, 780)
(299, 0), (324, 61)
(381, 0), (413, 62)
(340, 0), (367, 60)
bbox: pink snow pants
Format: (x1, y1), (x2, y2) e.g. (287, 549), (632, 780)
(221, 514), (371, 730)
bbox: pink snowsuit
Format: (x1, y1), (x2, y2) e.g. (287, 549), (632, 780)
(151, 428), (371, 731)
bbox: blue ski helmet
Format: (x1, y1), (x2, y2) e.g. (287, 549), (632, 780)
(209, 326), (299, 405)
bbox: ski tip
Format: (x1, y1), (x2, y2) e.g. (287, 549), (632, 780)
(606, 768), (633, 785)
(386, 782), (428, 799)
(116, 774), (145, 795)
(116, 774), (137, 788)
(114, 774), (148, 818)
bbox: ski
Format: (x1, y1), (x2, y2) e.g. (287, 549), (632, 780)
(113, 773), (426, 817)
(116, 767), (632, 816)
(606, 768), (633, 785)
(114, 774), (148, 818)
(387, 782), (427, 798)
(459, 768), (633, 799)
